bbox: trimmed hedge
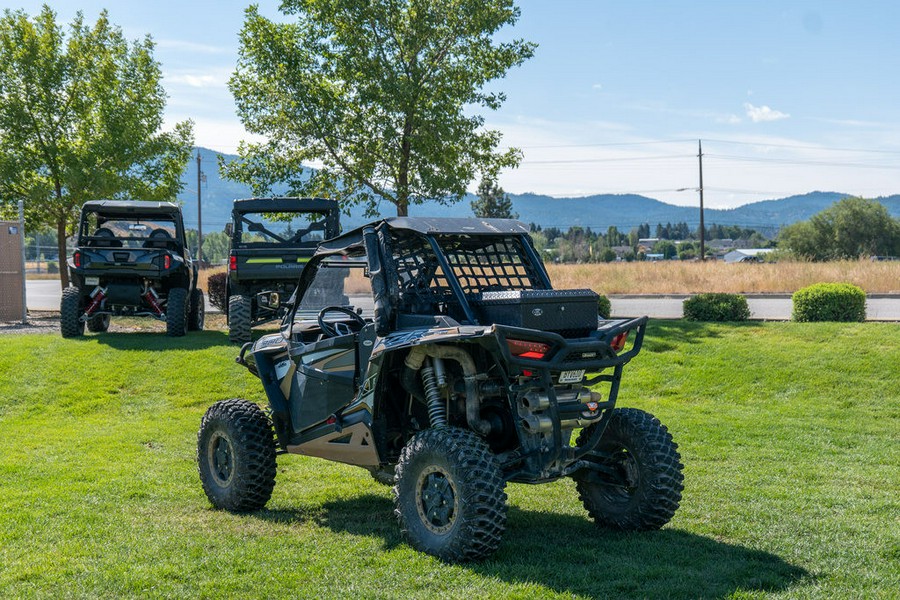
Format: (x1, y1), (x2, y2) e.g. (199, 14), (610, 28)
(792, 283), (866, 322)
(207, 272), (228, 312)
(683, 293), (751, 322)
(597, 294), (612, 319)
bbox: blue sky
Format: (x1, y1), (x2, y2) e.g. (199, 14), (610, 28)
(7, 1), (900, 208)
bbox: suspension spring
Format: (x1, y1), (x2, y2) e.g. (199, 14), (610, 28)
(421, 361), (447, 428)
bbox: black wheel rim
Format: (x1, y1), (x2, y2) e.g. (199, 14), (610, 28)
(416, 466), (458, 534)
(590, 445), (641, 506)
(209, 432), (234, 487)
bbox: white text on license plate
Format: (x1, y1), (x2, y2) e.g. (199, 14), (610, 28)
(558, 369), (585, 384)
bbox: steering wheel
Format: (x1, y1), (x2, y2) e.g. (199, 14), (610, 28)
(317, 306), (366, 338)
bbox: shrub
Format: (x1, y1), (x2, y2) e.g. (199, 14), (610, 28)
(207, 272), (228, 312)
(597, 294), (612, 319)
(792, 283), (866, 322)
(46, 261), (58, 274)
(683, 293), (751, 321)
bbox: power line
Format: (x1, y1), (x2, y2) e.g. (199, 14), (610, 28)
(706, 153), (900, 170)
(703, 137), (900, 156)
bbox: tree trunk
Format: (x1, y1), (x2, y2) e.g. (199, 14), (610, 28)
(57, 218), (69, 289)
(396, 113), (413, 217)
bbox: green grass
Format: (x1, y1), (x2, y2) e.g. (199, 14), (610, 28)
(0, 323), (898, 599)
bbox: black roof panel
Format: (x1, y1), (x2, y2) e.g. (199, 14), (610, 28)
(232, 197), (338, 213)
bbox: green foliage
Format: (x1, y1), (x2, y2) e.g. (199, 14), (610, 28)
(1, 323), (899, 597)
(597, 294), (611, 319)
(653, 240), (677, 259)
(223, 0), (535, 217)
(683, 293), (751, 321)
(778, 197), (900, 260)
(792, 283), (866, 322)
(0, 6), (194, 287)
(471, 177), (517, 219)
(206, 272), (228, 311)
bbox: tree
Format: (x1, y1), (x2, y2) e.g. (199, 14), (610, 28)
(471, 177), (517, 219)
(0, 7), (193, 288)
(779, 197), (900, 260)
(223, 0), (535, 217)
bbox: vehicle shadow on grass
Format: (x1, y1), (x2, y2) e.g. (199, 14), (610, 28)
(83, 330), (233, 351)
(643, 320), (757, 353)
(254, 494), (808, 599)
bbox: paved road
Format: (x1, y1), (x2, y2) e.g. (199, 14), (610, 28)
(23, 280), (900, 321)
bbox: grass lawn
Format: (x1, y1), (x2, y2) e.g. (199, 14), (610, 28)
(0, 322), (897, 599)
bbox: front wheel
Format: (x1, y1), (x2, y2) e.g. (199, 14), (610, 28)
(197, 399), (277, 512)
(573, 408), (683, 531)
(394, 427), (507, 562)
(87, 313), (110, 333)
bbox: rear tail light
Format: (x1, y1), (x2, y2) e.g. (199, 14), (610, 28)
(507, 339), (551, 360)
(163, 255), (171, 269)
(611, 332), (629, 352)
(229, 255), (237, 271)
(73, 251), (81, 268)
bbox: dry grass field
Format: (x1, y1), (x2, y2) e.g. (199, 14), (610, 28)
(35, 260), (900, 296)
(547, 260), (900, 295)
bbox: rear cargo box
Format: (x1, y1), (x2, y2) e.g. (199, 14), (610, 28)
(472, 289), (600, 336)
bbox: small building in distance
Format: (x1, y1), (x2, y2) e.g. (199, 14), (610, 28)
(724, 248), (774, 264)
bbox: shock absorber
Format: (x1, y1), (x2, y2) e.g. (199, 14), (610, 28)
(421, 358), (447, 428)
(143, 286), (164, 316)
(84, 286), (107, 316)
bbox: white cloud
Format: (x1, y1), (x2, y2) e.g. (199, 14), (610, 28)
(592, 83), (603, 90)
(744, 103), (790, 123)
(156, 39), (230, 55)
(166, 73), (223, 88)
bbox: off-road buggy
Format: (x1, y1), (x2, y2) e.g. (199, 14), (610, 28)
(225, 197), (340, 344)
(62, 200), (203, 337)
(198, 217), (683, 561)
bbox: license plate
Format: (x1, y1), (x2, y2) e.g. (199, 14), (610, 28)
(558, 369), (585, 384)
(85, 277), (100, 286)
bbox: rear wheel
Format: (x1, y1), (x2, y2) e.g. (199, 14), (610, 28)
(60, 287), (84, 338)
(166, 287), (188, 337)
(394, 427), (507, 562)
(189, 288), (205, 331)
(197, 399), (277, 512)
(228, 294), (252, 344)
(573, 408), (683, 530)
(86, 313), (110, 333)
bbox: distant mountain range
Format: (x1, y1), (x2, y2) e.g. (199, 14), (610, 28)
(178, 147), (900, 236)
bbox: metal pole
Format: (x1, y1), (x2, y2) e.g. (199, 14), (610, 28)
(197, 151), (203, 264)
(698, 139), (705, 262)
(18, 199), (27, 323)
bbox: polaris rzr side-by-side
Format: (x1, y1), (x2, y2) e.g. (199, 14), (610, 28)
(225, 197), (340, 344)
(63, 200), (203, 337)
(198, 217), (683, 562)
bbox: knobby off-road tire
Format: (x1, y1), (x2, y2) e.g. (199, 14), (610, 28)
(228, 294), (252, 344)
(573, 407), (683, 531)
(86, 313), (110, 333)
(189, 288), (205, 331)
(60, 287), (84, 338)
(394, 427), (508, 562)
(166, 287), (189, 337)
(197, 398), (277, 512)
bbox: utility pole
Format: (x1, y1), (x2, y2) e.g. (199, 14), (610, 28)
(196, 151), (202, 264)
(698, 139), (705, 261)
